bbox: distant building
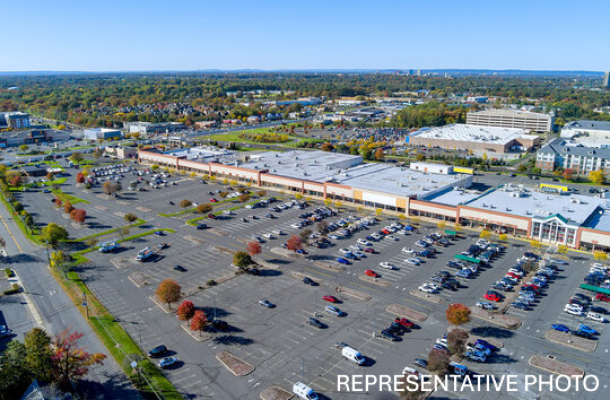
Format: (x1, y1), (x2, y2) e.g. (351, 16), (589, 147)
(0, 129), (61, 148)
(246, 115), (261, 123)
(466, 109), (553, 133)
(0, 112), (30, 129)
(604, 71), (610, 88)
(125, 122), (185, 135)
(104, 146), (138, 159)
(536, 137), (610, 174)
(408, 124), (539, 154)
(561, 120), (610, 139)
(466, 96), (488, 104)
(193, 121), (218, 129)
(83, 128), (122, 141)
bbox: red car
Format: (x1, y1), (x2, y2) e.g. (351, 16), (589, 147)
(381, 229), (391, 235)
(595, 294), (610, 302)
(364, 248), (375, 253)
(365, 269), (379, 278)
(323, 295), (339, 303)
(207, 214), (216, 219)
(506, 272), (521, 279)
(484, 293), (501, 302)
(210, 198), (218, 202)
(395, 317), (414, 329)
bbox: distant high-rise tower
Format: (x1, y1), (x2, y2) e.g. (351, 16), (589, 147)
(604, 71), (610, 88)
(416, 69), (421, 77)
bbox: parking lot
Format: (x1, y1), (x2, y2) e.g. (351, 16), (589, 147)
(9, 163), (610, 399)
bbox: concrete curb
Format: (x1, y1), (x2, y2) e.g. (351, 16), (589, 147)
(409, 289), (445, 304)
(149, 295), (173, 314)
(336, 286), (371, 301)
(314, 261), (343, 272)
(181, 324), (211, 341)
(260, 386), (294, 400)
(359, 275), (391, 287)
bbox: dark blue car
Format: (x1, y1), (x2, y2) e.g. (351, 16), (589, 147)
(552, 324), (570, 333)
(578, 324), (599, 335)
(475, 339), (499, 352)
(337, 258), (351, 265)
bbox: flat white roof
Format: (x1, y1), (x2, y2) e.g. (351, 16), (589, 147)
(412, 124), (528, 145)
(425, 188), (483, 206)
(467, 186), (604, 226)
(469, 109), (551, 119)
(585, 203), (610, 232)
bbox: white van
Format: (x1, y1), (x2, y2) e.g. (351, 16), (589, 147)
(292, 382), (319, 400)
(342, 346), (365, 365)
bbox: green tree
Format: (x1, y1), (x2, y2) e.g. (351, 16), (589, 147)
(69, 151), (84, 165)
(92, 148), (103, 163)
(19, 144), (29, 153)
(0, 341), (29, 398)
(24, 328), (53, 382)
(233, 251), (253, 269)
(124, 213), (138, 225)
(41, 223), (69, 246)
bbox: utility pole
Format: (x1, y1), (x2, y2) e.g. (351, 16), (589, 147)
(313, 290), (316, 317)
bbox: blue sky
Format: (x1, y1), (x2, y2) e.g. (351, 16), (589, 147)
(3, 0), (609, 72)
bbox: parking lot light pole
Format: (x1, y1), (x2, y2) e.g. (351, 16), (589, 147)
(313, 291), (316, 317)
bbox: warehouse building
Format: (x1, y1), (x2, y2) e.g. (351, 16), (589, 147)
(466, 109), (553, 133)
(408, 124), (539, 154)
(83, 128), (122, 141)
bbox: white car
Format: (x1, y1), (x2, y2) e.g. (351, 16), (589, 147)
(349, 244), (362, 251)
(507, 269), (524, 277)
(357, 239), (371, 246)
(418, 284), (437, 294)
(384, 226), (396, 233)
(402, 366), (419, 376)
(435, 338), (448, 347)
(339, 248), (351, 255)
(402, 247), (415, 255)
(405, 258), (421, 266)
(397, 229), (408, 235)
(477, 239), (489, 245)
(262, 233), (275, 239)
(391, 223), (403, 229)
(353, 251), (366, 258)
(385, 235), (398, 241)
(379, 262), (394, 270)
(291, 223), (303, 229)
(329, 234), (340, 240)
(476, 302), (495, 310)
(371, 233), (383, 240)
(586, 312), (608, 323)
(564, 304), (584, 316)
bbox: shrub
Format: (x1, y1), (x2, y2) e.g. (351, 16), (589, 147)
(207, 279), (217, 287)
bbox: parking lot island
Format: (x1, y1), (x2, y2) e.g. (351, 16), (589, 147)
(336, 286), (372, 301)
(216, 351), (255, 376)
(386, 304), (428, 322)
(409, 289), (445, 304)
(260, 385), (294, 400)
(545, 329), (598, 352)
(469, 306), (522, 330)
(529, 355), (585, 379)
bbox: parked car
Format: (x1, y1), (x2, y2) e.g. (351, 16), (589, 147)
(323, 295), (339, 303)
(578, 324), (600, 335)
(551, 324), (570, 333)
(307, 318), (326, 329)
(379, 262), (394, 270)
(365, 269), (379, 278)
(336, 257), (351, 265)
(325, 305), (345, 316)
(595, 294), (610, 302)
(476, 302), (495, 310)
(158, 357), (177, 369)
(259, 299), (275, 308)
(147, 345), (167, 358)
(380, 329), (399, 341)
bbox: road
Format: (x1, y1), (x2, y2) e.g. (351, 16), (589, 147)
(0, 201), (141, 399)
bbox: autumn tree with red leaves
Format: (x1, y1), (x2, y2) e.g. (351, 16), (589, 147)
(176, 300), (195, 322)
(64, 201), (74, 214)
(51, 329), (106, 390)
(445, 303), (471, 326)
(70, 209), (87, 224)
(246, 241), (262, 256)
(190, 310), (208, 336)
(76, 172), (85, 184)
(155, 279), (182, 309)
(286, 235), (303, 252)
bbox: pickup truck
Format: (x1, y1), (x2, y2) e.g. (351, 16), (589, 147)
(98, 241), (120, 253)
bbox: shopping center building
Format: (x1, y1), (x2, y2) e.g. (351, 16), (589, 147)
(138, 147), (610, 251)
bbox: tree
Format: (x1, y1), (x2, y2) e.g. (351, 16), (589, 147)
(113, 182), (122, 193)
(294, 193), (303, 200)
(155, 279), (182, 309)
(239, 193), (250, 203)
(85, 237), (98, 248)
(287, 235), (303, 252)
(51, 329), (106, 390)
(498, 233), (507, 242)
(562, 168), (574, 181)
(0, 341), (29, 398)
(445, 303), (471, 326)
(374, 148), (384, 161)
(124, 213), (138, 225)
(557, 244), (568, 255)
(479, 230), (491, 239)
(63, 201), (74, 214)
(24, 328), (53, 383)
(590, 169), (605, 185)
(399, 375), (428, 400)
(50, 250), (66, 269)
(317, 221), (329, 236)
(41, 223), (68, 246)
(530, 239), (542, 251)
(102, 181), (116, 195)
(375, 208), (383, 217)
(218, 191), (229, 199)
(427, 348), (450, 376)
(92, 148), (103, 163)
(70, 208), (87, 224)
(300, 229), (313, 243)
(257, 190), (267, 198)
(69, 151), (84, 165)
(46, 172), (56, 182)
(176, 300), (195, 322)
(119, 226), (130, 240)
(437, 220), (446, 229)
(447, 329), (469, 356)
(76, 172), (85, 184)
(416, 153), (426, 162)
(196, 203), (212, 214)
(233, 251), (253, 269)
(190, 310), (208, 336)
(180, 199), (193, 209)
(324, 199), (332, 206)
(246, 241), (262, 256)
(594, 251), (608, 261)
(19, 144), (29, 153)
(321, 142), (334, 152)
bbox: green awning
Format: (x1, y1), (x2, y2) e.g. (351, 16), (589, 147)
(445, 230), (457, 235)
(580, 284), (610, 296)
